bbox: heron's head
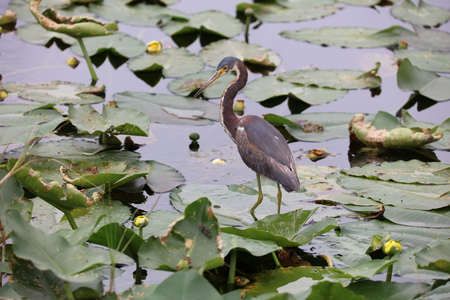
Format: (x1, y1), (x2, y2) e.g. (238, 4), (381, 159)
(193, 57), (242, 99)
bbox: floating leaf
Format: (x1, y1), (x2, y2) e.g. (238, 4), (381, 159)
(280, 27), (399, 48)
(71, 32), (146, 68)
(161, 10), (243, 47)
(138, 198), (223, 271)
(394, 50), (450, 73)
(89, 0), (188, 27)
(0, 108), (63, 127)
(416, 240), (450, 274)
(391, 0), (450, 27)
(396, 25), (450, 51)
(9, 0), (71, 22)
(347, 281), (428, 300)
(68, 104), (150, 136)
(220, 232), (281, 257)
(383, 206), (450, 228)
(16, 23), (76, 49)
(113, 91), (219, 125)
(199, 39), (281, 69)
(397, 58), (450, 101)
(337, 0), (380, 5)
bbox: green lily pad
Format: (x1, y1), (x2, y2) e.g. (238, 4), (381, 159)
(394, 50), (450, 73)
(283, 113), (374, 142)
(396, 25), (450, 51)
(113, 91), (219, 125)
(128, 47), (204, 81)
(337, 0), (380, 5)
(68, 104), (150, 136)
(168, 70), (235, 98)
(397, 58), (450, 101)
(416, 240), (450, 274)
(161, 10), (243, 47)
(0, 108), (63, 127)
(199, 39), (281, 69)
(138, 198), (223, 271)
(350, 112), (444, 148)
(71, 32), (146, 68)
(243, 75), (347, 106)
(9, 0), (71, 22)
(280, 27), (400, 48)
(347, 281), (429, 300)
(237, 2), (342, 23)
(332, 258), (397, 279)
(276, 0), (336, 8)
(383, 206), (450, 228)
(89, 0), (188, 27)
(16, 23), (77, 49)
(1, 81), (105, 105)
(391, 0), (450, 27)
(278, 67), (382, 90)
(220, 233), (281, 257)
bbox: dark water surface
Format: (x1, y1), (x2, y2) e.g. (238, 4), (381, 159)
(1, 0), (449, 290)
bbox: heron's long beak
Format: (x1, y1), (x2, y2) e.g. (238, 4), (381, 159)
(192, 69), (226, 99)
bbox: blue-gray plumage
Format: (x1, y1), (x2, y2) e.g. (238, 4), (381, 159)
(193, 57), (300, 219)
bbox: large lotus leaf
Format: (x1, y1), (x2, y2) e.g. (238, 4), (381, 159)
(144, 160), (185, 193)
(350, 112), (443, 148)
(398, 58), (450, 101)
(394, 50), (450, 73)
(280, 27), (399, 48)
(5, 209), (110, 283)
(71, 32), (146, 68)
(161, 10), (243, 47)
(199, 39), (281, 69)
(9, 0), (71, 22)
(7, 158), (103, 212)
(278, 68), (381, 90)
(341, 160), (450, 184)
(237, 2), (342, 23)
(8, 255), (103, 300)
(138, 198), (223, 271)
(16, 23), (77, 49)
(416, 240), (450, 274)
(0, 169), (33, 238)
(2, 81), (105, 105)
(391, 0), (450, 27)
(68, 104), (150, 136)
(396, 25), (450, 51)
(220, 232), (281, 257)
(89, 1), (188, 27)
(0, 103), (55, 114)
(0, 116), (66, 146)
(30, 0), (118, 39)
(347, 281), (429, 300)
(0, 108), (63, 127)
(168, 70), (235, 98)
(243, 75), (347, 105)
(283, 112), (374, 142)
(383, 206), (450, 228)
(420, 282), (450, 300)
(128, 47), (204, 78)
(332, 259), (397, 279)
(220, 209), (325, 248)
(113, 91), (219, 125)
(339, 219), (450, 246)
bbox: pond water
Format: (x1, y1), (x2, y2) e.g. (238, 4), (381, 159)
(1, 0), (450, 293)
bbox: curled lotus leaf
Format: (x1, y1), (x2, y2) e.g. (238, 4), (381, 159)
(350, 113), (444, 148)
(30, 0), (118, 39)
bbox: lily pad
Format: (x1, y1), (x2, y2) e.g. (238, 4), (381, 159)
(71, 32), (146, 68)
(280, 27), (400, 48)
(16, 23), (77, 49)
(350, 112), (443, 148)
(9, 0), (71, 22)
(391, 0), (450, 27)
(243, 75), (347, 106)
(128, 47), (204, 83)
(220, 233), (281, 257)
(138, 198), (223, 271)
(68, 104), (150, 136)
(89, 0), (188, 27)
(383, 206), (450, 228)
(0, 108), (63, 127)
(161, 10), (243, 47)
(337, 0), (380, 5)
(283, 113), (375, 142)
(237, 2), (342, 23)
(394, 49), (450, 73)
(199, 39), (281, 69)
(397, 58), (450, 101)
(113, 91), (219, 125)
(416, 240), (450, 274)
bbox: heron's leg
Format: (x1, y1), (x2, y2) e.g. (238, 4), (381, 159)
(250, 173), (263, 221)
(277, 183), (282, 214)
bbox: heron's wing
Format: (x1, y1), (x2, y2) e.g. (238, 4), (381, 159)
(236, 115), (299, 192)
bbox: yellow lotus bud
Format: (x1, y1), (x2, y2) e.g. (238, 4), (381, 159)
(66, 56), (80, 68)
(233, 100), (245, 116)
(0, 89), (7, 101)
(382, 239), (402, 256)
(211, 158), (226, 165)
(133, 215), (149, 228)
(146, 40), (162, 54)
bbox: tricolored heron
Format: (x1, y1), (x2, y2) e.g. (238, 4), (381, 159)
(193, 57), (300, 219)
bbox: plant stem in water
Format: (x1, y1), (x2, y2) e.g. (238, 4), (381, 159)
(76, 37), (98, 85)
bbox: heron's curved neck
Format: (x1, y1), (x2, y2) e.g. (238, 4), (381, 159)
(220, 63), (248, 142)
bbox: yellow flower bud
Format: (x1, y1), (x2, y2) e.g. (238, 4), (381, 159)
(66, 56), (80, 68)
(134, 215), (149, 228)
(382, 239), (402, 256)
(146, 40), (162, 54)
(0, 89), (7, 101)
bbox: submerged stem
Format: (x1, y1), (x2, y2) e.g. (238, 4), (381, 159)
(64, 280), (75, 300)
(76, 37), (98, 85)
(227, 249), (238, 286)
(386, 264), (393, 282)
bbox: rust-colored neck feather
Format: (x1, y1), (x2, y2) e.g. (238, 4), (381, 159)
(220, 62), (248, 142)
